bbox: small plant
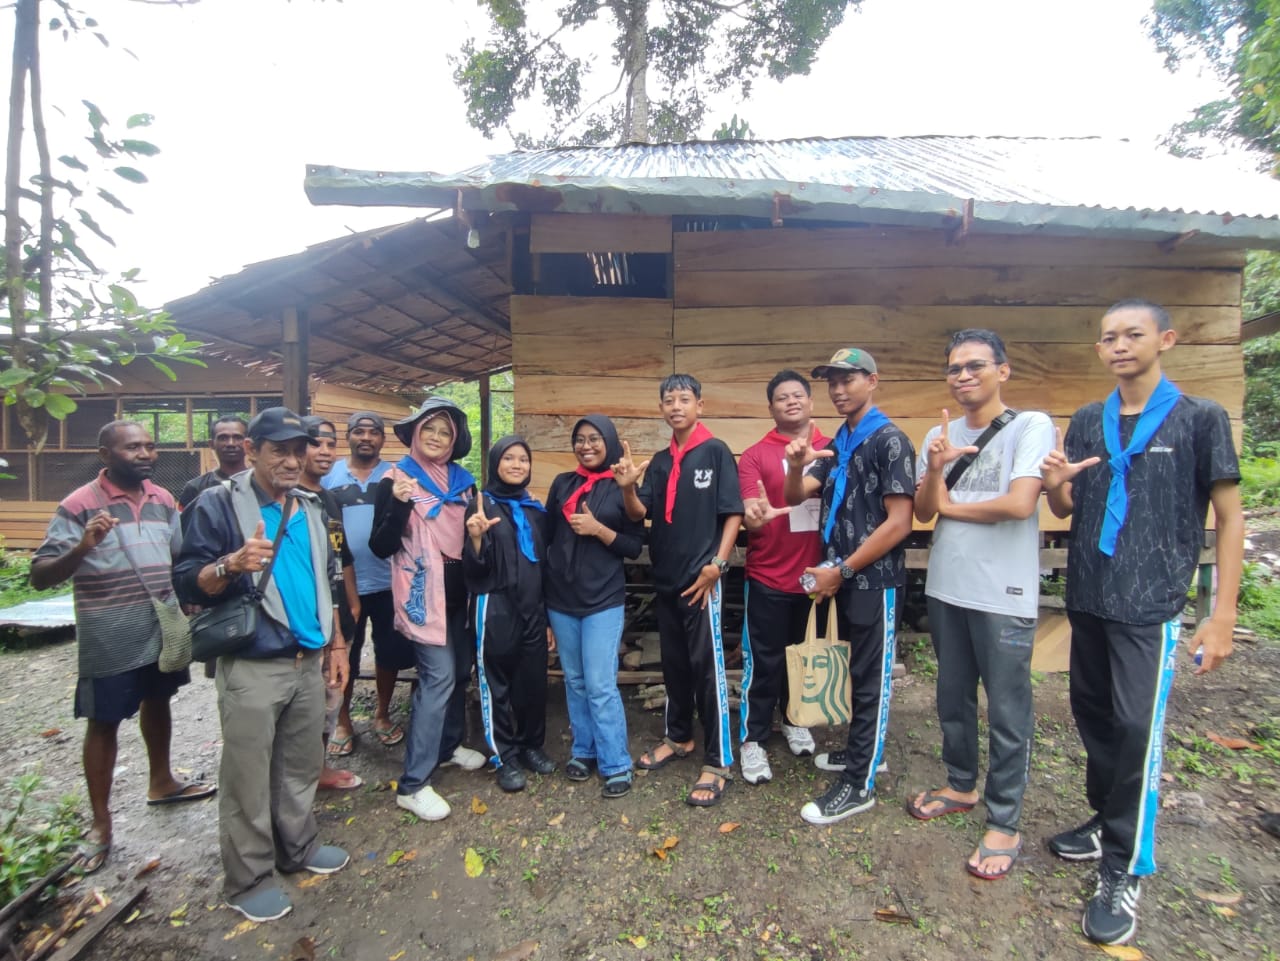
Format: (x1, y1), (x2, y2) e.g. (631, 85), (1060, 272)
(766, 857), (779, 875)
(0, 773), (83, 909)
(475, 846), (502, 867)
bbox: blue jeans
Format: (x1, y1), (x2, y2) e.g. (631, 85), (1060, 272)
(398, 640), (456, 796)
(548, 606), (631, 777)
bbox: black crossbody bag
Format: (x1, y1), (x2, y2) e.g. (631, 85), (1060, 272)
(190, 496), (294, 663)
(944, 409), (1020, 491)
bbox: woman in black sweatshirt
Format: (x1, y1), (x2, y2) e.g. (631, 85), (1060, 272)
(464, 436), (552, 793)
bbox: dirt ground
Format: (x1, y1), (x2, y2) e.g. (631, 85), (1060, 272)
(3, 609), (1278, 961)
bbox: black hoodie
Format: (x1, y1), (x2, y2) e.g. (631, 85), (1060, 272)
(543, 415), (644, 616)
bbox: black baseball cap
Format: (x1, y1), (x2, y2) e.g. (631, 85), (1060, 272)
(347, 411), (385, 433)
(248, 407), (317, 445)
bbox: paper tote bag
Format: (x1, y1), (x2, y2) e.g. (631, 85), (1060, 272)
(785, 601), (852, 728)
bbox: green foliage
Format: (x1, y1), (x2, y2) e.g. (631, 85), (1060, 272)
(1238, 560), (1280, 637)
(428, 372), (515, 482)
(0, 542), (63, 610)
(0, 773), (83, 910)
(453, 0), (859, 145)
(1149, 0), (1280, 160)
(712, 113), (754, 140)
(1239, 455), (1280, 506)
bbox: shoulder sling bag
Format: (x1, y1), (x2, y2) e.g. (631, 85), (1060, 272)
(944, 409), (1021, 491)
(190, 495), (294, 663)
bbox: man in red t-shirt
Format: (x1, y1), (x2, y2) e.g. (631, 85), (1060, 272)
(737, 370), (830, 785)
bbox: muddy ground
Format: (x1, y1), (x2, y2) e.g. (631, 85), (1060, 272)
(3, 611), (1278, 961)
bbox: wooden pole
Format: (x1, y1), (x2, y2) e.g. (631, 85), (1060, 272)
(281, 306), (311, 415)
(479, 373), (492, 485)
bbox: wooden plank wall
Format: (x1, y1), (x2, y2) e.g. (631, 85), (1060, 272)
(513, 218), (1246, 531)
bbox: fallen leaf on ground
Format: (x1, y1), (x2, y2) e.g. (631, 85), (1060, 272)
(651, 835), (679, 859)
(1193, 889), (1243, 906)
(492, 939), (539, 961)
(464, 847), (485, 877)
(1099, 945), (1143, 960)
(134, 858), (161, 879)
(346, 816), (356, 825)
(388, 951), (405, 961)
(123, 908), (142, 925)
(1161, 772), (1174, 783)
(297, 874), (328, 889)
(387, 850), (405, 865)
(620, 814), (629, 825)
(471, 796), (488, 814)
(289, 936), (316, 961)
(169, 903), (187, 921)
(873, 908), (912, 925)
(224, 920), (257, 940)
(39, 728), (61, 738)
(1211, 905), (1238, 918)
(400, 849), (417, 862)
(628, 934), (648, 948)
(1206, 732), (1263, 751)
(547, 811), (565, 826)
(718, 822), (740, 833)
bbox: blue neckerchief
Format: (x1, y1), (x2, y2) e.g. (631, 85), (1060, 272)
(822, 406), (891, 543)
(396, 456), (475, 518)
(486, 491), (547, 563)
(1099, 375), (1181, 557)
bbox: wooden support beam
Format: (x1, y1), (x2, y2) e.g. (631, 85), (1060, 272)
(480, 373), (492, 485)
(281, 306), (310, 415)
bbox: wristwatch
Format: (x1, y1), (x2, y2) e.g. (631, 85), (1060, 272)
(711, 556), (730, 575)
(838, 563), (856, 580)
(214, 556), (230, 578)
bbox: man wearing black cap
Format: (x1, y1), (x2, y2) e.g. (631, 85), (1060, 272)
(178, 416), (247, 524)
(783, 348), (915, 826)
(175, 407), (350, 923)
(323, 411), (412, 752)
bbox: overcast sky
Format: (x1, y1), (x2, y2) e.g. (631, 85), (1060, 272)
(7, 0), (1231, 306)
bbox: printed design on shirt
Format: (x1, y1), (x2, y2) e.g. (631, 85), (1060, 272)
(402, 557), (428, 625)
(327, 519), (345, 556)
(693, 468), (713, 490)
(951, 443), (1003, 494)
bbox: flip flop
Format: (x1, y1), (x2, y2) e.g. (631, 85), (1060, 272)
(327, 732), (355, 758)
(77, 838), (110, 875)
(319, 769), (365, 791)
(906, 789), (976, 821)
(686, 770), (728, 808)
(147, 782), (217, 806)
(637, 737), (691, 771)
(374, 723), (405, 747)
(966, 837), (1022, 880)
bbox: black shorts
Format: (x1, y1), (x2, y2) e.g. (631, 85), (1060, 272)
(354, 590), (416, 672)
(74, 662), (190, 723)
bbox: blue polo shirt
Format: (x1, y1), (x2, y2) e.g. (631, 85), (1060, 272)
(261, 501), (325, 650)
(322, 458), (392, 595)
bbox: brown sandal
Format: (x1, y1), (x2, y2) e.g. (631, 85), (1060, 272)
(637, 737), (692, 771)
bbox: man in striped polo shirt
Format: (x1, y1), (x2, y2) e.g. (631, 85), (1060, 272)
(32, 420), (215, 875)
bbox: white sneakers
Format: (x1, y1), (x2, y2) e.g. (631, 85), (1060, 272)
(740, 741), (773, 785)
(444, 746), (487, 771)
(781, 724), (816, 757)
(396, 785), (451, 821)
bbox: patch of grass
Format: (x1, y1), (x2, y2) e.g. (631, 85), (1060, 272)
(1240, 455), (1280, 508)
(0, 544), (64, 610)
(1237, 562), (1280, 638)
(0, 772), (83, 910)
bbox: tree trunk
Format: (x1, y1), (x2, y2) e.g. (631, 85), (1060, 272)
(612, 0), (650, 143)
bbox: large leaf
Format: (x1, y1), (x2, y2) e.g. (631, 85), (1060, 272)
(146, 358), (177, 381)
(42, 393), (78, 419)
(126, 113), (154, 129)
(58, 154), (89, 172)
(96, 188), (133, 214)
(109, 285), (139, 314)
(121, 139), (160, 157)
(0, 368), (36, 389)
(76, 208), (116, 246)
(82, 99), (107, 131)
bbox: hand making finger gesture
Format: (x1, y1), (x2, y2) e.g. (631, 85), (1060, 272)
(745, 479), (792, 527)
(231, 520), (274, 575)
(926, 408), (980, 474)
(466, 494), (502, 541)
(611, 440), (650, 489)
(1039, 427), (1101, 491)
(392, 473), (416, 503)
(567, 501), (603, 538)
(784, 434), (834, 471)
(79, 510), (118, 551)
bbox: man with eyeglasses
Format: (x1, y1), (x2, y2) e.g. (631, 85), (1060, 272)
(908, 329), (1054, 882)
(783, 348), (915, 826)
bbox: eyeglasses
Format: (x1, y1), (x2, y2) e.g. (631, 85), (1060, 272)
(944, 360), (995, 378)
(572, 434), (604, 448)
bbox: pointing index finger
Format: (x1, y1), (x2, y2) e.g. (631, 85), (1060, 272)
(941, 408), (950, 436)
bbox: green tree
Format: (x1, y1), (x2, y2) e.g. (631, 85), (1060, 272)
(453, 0), (860, 146)
(1148, 0), (1280, 161)
(3, 0), (203, 461)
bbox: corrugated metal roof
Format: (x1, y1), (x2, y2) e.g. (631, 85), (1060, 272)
(306, 135), (1280, 248)
(0, 594), (74, 630)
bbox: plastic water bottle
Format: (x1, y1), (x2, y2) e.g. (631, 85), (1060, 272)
(799, 560), (839, 594)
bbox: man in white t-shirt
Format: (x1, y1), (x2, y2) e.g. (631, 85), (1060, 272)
(907, 328), (1054, 881)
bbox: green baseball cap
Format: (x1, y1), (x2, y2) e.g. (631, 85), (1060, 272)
(812, 347), (878, 379)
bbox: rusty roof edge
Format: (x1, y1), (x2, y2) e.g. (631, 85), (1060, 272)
(304, 166), (1280, 249)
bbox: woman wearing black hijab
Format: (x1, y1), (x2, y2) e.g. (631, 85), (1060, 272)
(544, 415), (644, 798)
(463, 436), (552, 793)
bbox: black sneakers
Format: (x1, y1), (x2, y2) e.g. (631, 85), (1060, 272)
(800, 780), (875, 825)
(1083, 863), (1141, 945)
(518, 747), (557, 775)
(1049, 814), (1104, 861)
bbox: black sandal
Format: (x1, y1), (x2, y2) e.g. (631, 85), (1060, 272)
(686, 766), (730, 807)
(601, 772), (633, 798)
(637, 737), (692, 771)
(565, 757), (595, 782)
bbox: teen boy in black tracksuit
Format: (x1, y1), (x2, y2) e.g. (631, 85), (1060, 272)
(614, 373), (743, 808)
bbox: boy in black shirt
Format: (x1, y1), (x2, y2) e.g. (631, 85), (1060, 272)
(1041, 299), (1243, 946)
(784, 348), (915, 825)
(614, 374), (743, 806)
